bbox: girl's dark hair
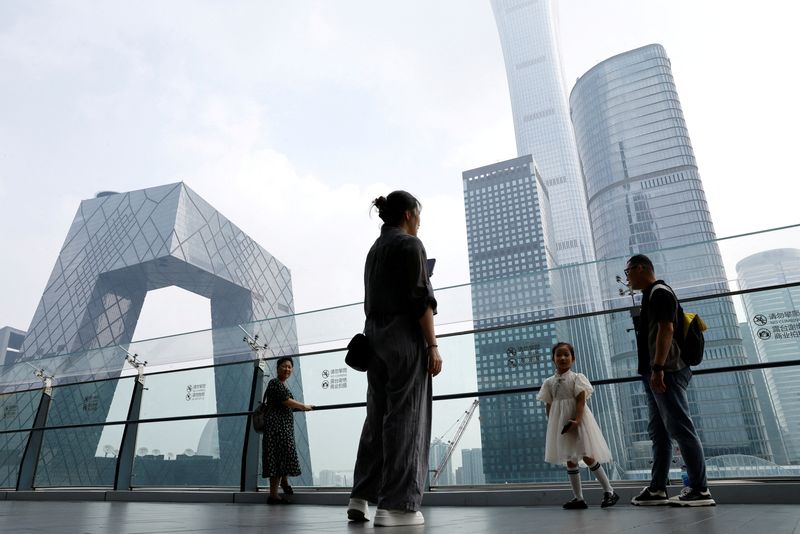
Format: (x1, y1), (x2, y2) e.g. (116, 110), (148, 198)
(276, 356), (293, 368)
(551, 342), (575, 360)
(373, 190), (421, 226)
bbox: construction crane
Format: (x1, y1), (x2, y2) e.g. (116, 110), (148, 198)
(431, 399), (479, 486)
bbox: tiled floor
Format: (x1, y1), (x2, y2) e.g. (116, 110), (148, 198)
(1, 501), (799, 534)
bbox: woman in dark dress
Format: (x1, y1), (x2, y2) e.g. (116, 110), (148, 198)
(262, 356), (313, 504)
(347, 191), (443, 527)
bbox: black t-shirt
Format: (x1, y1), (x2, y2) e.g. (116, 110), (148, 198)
(636, 280), (678, 375)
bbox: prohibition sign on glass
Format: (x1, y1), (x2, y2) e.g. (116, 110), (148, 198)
(757, 328), (771, 340)
(753, 314), (768, 326)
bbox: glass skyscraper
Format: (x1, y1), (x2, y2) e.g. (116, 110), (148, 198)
(463, 155), (559, 482)
(737, 249), (800, 464)
(570, 44), (771, 466)
(488, 0), (625, 475)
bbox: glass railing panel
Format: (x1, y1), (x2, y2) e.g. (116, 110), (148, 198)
(139, 362), (253, 420)
(291, 405), (365, 489)
(289, 349), (365, 408)
(429, 396), (483, 487)
(130, 416), (247, 487)
(35, 425), (120, 487)
(601, 368), (800, 481)
(1, 223), (798, 392)
(34, 378), (134, 487)
(423, 364), (800, 487)
(0, 389), (42, 431)
(0, 430), (30, 488)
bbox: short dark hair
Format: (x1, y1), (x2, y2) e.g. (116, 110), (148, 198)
(551, 342), (575, 360)
(372, 190), (421, 226)
(276, 356), (293, 368)
(627, 254), (654, 272)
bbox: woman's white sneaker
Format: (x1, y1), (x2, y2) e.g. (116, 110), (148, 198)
(346, 498), (371, 521)
(373, 509), (424, 527)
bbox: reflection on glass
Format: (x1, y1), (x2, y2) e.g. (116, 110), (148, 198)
(0, 430), (30, 488)
(131, 416), (246, 487)
(35, 426), (121, 487)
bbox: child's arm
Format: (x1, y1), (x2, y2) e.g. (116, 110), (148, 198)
(564, 391), (586, 433)
(574, 391), (586, 424)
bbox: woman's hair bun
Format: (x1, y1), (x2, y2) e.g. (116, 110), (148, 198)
(371, 191), (420, 225)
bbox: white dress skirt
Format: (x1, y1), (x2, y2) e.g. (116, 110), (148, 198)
(537, 370), (613, 465)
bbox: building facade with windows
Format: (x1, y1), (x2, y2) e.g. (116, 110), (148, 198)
(570, 44), (771, 467)
(460, 448), (486, 485)
(463, 156), (561, 482)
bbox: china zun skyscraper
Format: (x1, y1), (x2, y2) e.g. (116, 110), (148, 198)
(482, 0), (625, 480)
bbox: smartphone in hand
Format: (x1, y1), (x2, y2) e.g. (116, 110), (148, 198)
(426, 258), (436, 277)
(561, 421), (573, 434)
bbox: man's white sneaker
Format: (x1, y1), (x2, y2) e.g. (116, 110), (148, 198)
(347, 498), (371, 521)
(373, 509), (425, 527)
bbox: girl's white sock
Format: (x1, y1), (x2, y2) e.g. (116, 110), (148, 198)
(567, 467), (583, 500)
(589, 461), (614, 493)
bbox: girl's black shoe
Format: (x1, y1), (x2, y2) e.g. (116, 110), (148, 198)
(281, 482), (294, 495)
(563, 498), (588, 509)
(601, 491), (620, 508)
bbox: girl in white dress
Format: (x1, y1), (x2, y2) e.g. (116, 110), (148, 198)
(537, 342), (619, 509)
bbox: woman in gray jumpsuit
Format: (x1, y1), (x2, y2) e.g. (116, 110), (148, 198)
(346, 190), (443, 527)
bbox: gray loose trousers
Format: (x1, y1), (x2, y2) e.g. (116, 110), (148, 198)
(350, 224), (436, 512)
(351, 314), (432, 511)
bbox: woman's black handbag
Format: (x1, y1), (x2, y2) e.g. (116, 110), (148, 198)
(252, 401), (268, 433)
(345, 333), (372, 372)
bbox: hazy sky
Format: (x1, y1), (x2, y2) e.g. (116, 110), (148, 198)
(1, 0), (798, 339)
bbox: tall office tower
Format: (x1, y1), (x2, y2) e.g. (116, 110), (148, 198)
(570, 44), (771, 467)
(0, 327), (25, 367)
(737, 249), (800, 464)
(461, 448), (486, 485)
(463, 156), (560, 482)
(429, 438), (455, 486)
(489, 0), (626, 473)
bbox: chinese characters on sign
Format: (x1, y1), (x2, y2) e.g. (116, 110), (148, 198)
(751, 311), (800, 341)
(82, 393), (99, 412)
(321, 367), (348, 390)
(185, 383), (206, 401)
(506, 343), (544, 368)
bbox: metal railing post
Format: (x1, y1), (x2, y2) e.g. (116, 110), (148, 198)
(114, 351), (147, 490)
(240, 358), (265, 492)
(16, 371), (54, 490)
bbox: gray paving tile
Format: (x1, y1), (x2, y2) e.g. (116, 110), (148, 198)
(1, 501), (799, 534)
